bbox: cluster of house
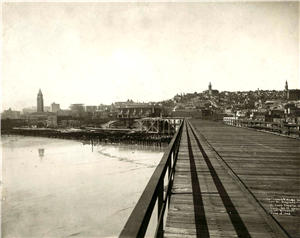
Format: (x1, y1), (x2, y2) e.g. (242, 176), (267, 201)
(171, 81), (300, 124)
(173, 97), (300, 124)
(228, 101), (300, 124)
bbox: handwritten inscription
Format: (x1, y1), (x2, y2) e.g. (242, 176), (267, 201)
(265, 198), (300, 216)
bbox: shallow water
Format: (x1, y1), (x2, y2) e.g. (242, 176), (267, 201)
(1, 136), (165, 237)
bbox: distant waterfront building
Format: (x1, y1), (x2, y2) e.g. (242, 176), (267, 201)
(117, 105), (162, 119)
(57, 109), (73, 116)
(22, 106), (37, 115)
(114, 100), (136, 108)
(28, 111), (57, 127)
(70, 104), (85, 112)
(86, 105), (98, 113)
(44, 106), (50, 112)
(1, 108), (21, 119)
(37, 89), (44, 112)
(69, 104), (88, 118)
(51, 102), (60, 113)
(287, 90), (300, 100)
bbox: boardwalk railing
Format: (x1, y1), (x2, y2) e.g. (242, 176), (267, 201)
(223, 118), (300, 137)
(119, 120), (184, 238)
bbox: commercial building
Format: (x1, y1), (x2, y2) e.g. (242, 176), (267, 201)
(1, 108), (21, 119)
(51, 102), (60, 113)
(117, 105), (162, 119)
(284, 80), (300, 100)
(22, 107), (37, 115)
(28, 112), (57, 127)
(69, 104), (88, 118)
(44, 106), (51, 112)
(287, 90), (300, 100)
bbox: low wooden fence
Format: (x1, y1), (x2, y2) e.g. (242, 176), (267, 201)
(223, 118), (300, 137)
(119, 120), (184, 238)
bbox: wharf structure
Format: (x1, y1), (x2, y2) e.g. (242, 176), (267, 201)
(120, 118), (300, 238)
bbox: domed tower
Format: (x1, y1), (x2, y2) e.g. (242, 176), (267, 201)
(37, 89), (44, 112)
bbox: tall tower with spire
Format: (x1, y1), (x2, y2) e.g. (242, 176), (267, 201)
(284, 80), (289, 99)
(37, 89), (44, 112)
(208, 82), (212, 97)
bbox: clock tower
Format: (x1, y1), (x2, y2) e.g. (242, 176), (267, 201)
(37, 89), (44, 112)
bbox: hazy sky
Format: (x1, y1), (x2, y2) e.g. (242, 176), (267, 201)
(2, 2), (299, 110)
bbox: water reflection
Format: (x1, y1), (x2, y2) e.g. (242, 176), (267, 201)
(116, 144), (166, 152)
(82, 140), (166, 153)
(38, 148), (44, 157)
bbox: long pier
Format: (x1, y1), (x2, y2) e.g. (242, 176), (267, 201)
(2, 128), (174, 146)
(120, 118), (300, 238)
(186, 119), (300, 237)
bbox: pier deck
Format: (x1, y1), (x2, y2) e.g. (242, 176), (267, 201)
(164, 119), (300, 238)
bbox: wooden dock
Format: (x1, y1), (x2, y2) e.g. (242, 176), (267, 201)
(164, 119), (300, 238)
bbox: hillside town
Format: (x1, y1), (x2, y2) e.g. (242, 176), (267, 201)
(2, 81), (300, 130)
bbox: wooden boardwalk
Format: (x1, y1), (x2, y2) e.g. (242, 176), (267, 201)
(164, 119), (300, 238)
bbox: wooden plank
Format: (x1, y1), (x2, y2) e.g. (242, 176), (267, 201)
(189, 118), (300, 238)
(165, 121), (285, 238)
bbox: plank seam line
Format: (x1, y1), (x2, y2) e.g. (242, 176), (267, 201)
(171, 192), (193, 195)
(186, 124), (210, 237)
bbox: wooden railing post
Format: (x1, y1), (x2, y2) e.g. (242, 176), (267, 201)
(167, 155), (172, 209)
(157, 179), (164, 238)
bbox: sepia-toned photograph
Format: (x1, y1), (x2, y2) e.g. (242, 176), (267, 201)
(1, 1), (299, 237)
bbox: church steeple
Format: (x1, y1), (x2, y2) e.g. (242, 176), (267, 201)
(208, 82), (212, 98)
(285, 80), (288, 91)
(37, 89), (44, 112)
